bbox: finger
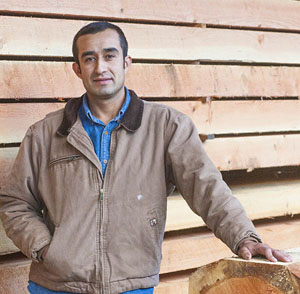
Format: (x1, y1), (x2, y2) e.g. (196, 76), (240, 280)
(238, 246), (252, 260)
(273, 250), (293, 263)
(245, 243), (277, 262)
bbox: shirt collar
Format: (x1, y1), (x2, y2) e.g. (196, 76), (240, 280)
(57, 89), (143, 136)
(81, 87), (131, 125)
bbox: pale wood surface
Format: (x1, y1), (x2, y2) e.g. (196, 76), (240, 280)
(3, 61), (300, 99)
(0, 103), (64, 144)
(0, 262), (30, 294)
(2, 134), (300, 181)
(2, 0), (300, 31)
(205, 134), (300, 171)
(1, 219), (300, 293)
(160, 218), (300, 274)
(2, 100), (300, 144)
(166, 179), (300, 231)
(2, 16), (300, 63)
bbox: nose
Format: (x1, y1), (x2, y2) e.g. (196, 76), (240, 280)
(95, 59), (108, 74)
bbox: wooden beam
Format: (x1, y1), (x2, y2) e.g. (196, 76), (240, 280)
(189, 255), (300, 294)
(1, 0), (300, 31)
(0, 103), (64, 144)
(2, 61), (300, 99)
(166, 179), (300, 231)
(205, 134), (300, 171)
(1, 219), (300, 291)
(2, 134), (300, 178)
(0, 258), (30, 294)
(2, 100), (300, 144)
(160, 218), (300, 274)
(2, 16), (300, 64)
(2, 175), (300, 254)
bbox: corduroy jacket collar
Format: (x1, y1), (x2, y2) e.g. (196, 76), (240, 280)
(57, 89), (144, 136)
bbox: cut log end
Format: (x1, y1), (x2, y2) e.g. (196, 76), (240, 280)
(189, 252), (300, 294)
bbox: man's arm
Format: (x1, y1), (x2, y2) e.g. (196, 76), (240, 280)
(166, 112), (291, 263)
(0, 127), (52, 261)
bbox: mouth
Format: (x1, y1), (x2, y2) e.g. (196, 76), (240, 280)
(93, 77), (113, 85)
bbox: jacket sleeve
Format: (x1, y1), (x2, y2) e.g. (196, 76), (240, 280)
(0, 127), (52, 261)
(166, 113), (262, 254)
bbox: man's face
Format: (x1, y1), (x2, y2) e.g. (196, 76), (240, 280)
(72, 29), (131, 102)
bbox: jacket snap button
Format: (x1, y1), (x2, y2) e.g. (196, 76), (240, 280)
(150, 218), (158, 227)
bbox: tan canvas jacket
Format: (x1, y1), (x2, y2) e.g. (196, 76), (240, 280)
(0, 90), (261, 294)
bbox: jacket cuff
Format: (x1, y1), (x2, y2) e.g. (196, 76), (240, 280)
(234, 232), (262, 254)
(30, 238), (51, 262)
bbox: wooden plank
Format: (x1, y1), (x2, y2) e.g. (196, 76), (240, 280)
(2, 100), (300, 144)
(0, 103), (64, 144)
(3, 61), (300, 99)
(0, 261), (30, 294)
(0, 222), (18, 255)
(205, 135), (300, 171)
(0, 148), (17, 190)
(166, 179), (300, 231)
(2, 16), (300, 64)
(2, 134), (300, 174)
(155, 272), (190, 294)
(160, 218), (300, 274)
(1, 219), (299, 292)
(1, 0), (300, 31)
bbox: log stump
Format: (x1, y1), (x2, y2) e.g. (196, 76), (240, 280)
(189, 248), (300, 294)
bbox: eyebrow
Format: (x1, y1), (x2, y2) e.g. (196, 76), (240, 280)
(102, 47), (119, 54)
(81, 47), (120, 59)
(81, 51), (96, 58)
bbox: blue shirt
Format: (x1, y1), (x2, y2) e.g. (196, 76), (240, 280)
(78, 87), (131, 177)
(28, 88), (153, 294)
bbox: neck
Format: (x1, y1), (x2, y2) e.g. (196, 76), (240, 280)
(87, 88), (126, 125)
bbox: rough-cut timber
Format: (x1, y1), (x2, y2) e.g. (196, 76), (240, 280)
(3, 134), (300, 176)
(0, 258), (30, 294)
(2, 16), (300, 63)
(205, 134), (300, 171)
(166, 179), (300, 231)
(1, 0), (300, 31)
(161, 217), (300, 274)
(2, 61), (300, 99)
(3, 100), (300, 144)
(189, 254), (300, 294)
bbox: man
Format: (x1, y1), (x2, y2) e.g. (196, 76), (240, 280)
(0, 22), (291, 294)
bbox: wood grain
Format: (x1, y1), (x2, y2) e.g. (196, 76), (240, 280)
(2, 100), (300, 144)
(160, 218), (300, 274)
(2, 134), (300, 176)
(2, 16), (300, 63)
(2, 61), (300, 99)
(1, 0), (300, 31)
(1, 218), (300, 292)
(205, 135), (300, 171)
(189, 257), (300, 294)
(166, 179), (300, 231)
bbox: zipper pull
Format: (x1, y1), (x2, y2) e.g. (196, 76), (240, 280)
(100, 188), (104, 200)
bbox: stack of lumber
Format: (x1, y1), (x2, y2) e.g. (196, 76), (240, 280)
(1, 0), (300, 293)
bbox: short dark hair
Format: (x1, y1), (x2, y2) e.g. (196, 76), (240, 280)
(72, 21), (128, 64)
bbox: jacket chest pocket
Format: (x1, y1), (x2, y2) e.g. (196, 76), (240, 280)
(48, 155), (82, 167)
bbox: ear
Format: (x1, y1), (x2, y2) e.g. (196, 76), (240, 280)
(72, 62), (82, 79)
(124, 55), (132, 74)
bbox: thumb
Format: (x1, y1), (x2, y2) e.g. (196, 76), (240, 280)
(238, 245), (252, 260)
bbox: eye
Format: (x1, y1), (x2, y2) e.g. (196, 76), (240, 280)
(105, 54), (116, 60)
(84, 57), (96, 63)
